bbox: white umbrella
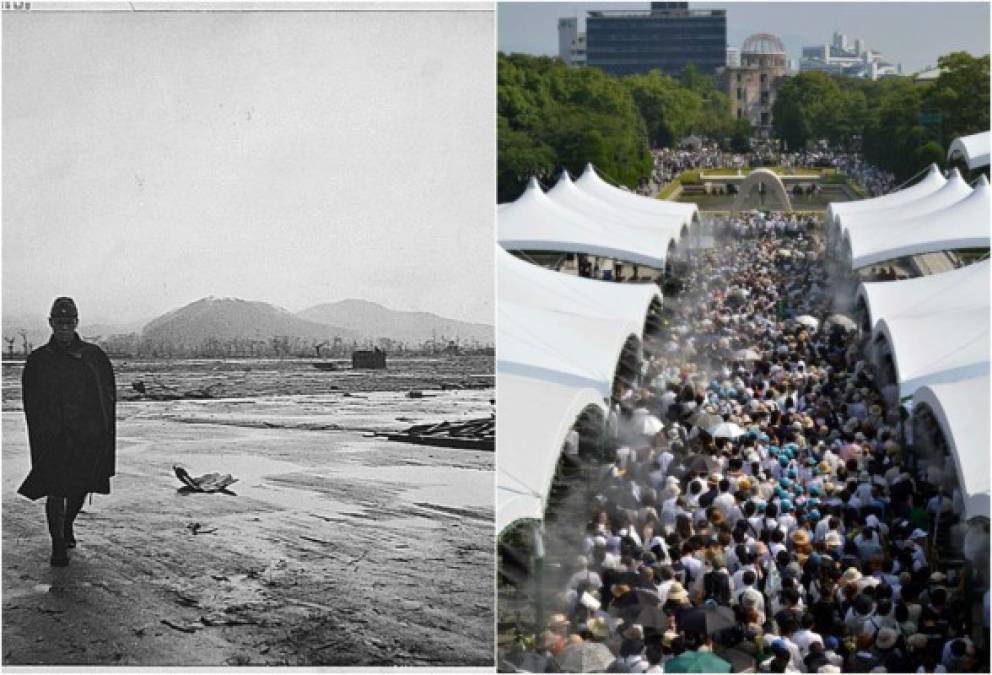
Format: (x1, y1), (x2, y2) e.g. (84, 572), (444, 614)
(707, 421), (745, 439)
(691, 410), (723, 430)
(733, 348), (761, 361)
(634, 409), (665, 436)
(825, 313), (857, 332)
(794, 315), (819, 331)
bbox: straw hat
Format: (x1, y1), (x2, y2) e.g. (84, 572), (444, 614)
(667, 582), (689, 603)
(587, 616), (610, 639)
(841, 567), (862, 585)
(622, 624), (645, 641)
(875, 627), (898, 650)
(790, 529), (811, 548)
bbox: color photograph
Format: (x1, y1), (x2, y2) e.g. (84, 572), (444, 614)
(496, 3), (990, 672)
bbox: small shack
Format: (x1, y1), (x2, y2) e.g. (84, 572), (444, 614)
(352, 347), (386, 370)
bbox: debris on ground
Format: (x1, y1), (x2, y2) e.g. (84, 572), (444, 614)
(174, 465), (238, 493)
(377, 417), (494, 451)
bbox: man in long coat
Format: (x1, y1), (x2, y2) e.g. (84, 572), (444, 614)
(18, 297), (116, 566)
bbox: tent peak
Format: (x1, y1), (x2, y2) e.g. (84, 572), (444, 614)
(526, 176), (542, 191)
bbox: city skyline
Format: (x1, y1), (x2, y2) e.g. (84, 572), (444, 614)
(499, 2), (991, 74)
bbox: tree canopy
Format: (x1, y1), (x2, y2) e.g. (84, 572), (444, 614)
(498, 54), (738, 202)
(773, 52), (990, 181)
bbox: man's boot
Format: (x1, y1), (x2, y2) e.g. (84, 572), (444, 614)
(45, 497), (69, 566)
(64, 494), (86, 549)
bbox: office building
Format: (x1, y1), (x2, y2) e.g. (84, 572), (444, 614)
(801, 32), (901, 79)
(581, 2), (727, 77)
(558, 17), (587, 67)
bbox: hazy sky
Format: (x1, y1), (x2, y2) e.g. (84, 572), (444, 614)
(3, 5), (494, 326)
(499, 2), (991, 74)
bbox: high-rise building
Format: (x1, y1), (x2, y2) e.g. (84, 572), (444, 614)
(726, 47), (740, 68)
(717, 33), (787, 137)
(582, 3), (727, 77)
(801, 32), (901, 79)
(557, 17), (587, 67)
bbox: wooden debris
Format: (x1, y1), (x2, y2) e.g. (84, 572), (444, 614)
(380, 416), (494, 451)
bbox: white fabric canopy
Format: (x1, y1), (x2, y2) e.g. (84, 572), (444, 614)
(498, 178), (668, 268)
(575, 163), (698, 235)
(848, 176), (990, 269)
(497, 371), (605, 532)
(857, 259), (991, 328)
(827, 163), (945, 232)
(873, 305), (990, 399)
(838, 169), (972, 253)
(913, 373), (991, 520)
(498, 248), (663, 327)
(948, 130), (991, 170)
(544, 173), (679, 267)
(499, 298), (641, 400)
(546, 171), (684, 253)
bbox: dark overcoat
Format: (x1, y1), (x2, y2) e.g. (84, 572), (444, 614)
(18, 334), (116, 500)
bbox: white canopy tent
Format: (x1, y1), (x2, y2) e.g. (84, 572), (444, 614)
(837, 168), (972, 254)
(913, 373), (991, 521)
(498, 248), (663, 328)
(948, 130), (991, 170)
(574, 163), (699, 237)
(499, 299), (642, 400)
(546, 171), (684, 252)
(847, 176), (990, 269)
(498, 178), (668, 269)
(872, 305), (990, 399)
(857, 259), (991, 328)
(497, 371), (606, 532)
(827, 163), (945, 233)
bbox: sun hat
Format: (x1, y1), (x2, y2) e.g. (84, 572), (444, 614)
(875, 627), (898, 650)
(841, 567), (862, 584)
(667, 582), (689, 602)
(587, 616), (610, 639)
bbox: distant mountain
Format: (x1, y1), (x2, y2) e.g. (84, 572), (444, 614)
(142, 297), (357, 347)
(298, 299), (493, 346)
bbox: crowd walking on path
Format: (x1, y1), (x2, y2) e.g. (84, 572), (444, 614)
(506, 213), (988, 673)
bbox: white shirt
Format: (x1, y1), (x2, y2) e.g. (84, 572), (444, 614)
(792, 628), (823, 657)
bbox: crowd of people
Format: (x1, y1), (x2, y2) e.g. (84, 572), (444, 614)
(636, 145), (896, 199)
(503, 215), (988, 673)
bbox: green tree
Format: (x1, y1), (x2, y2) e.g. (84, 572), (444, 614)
(926, 52), (990, 143)
(729, 118), (752, 153)
(622, 70), (702, 147)
(497, 53), (652, 200)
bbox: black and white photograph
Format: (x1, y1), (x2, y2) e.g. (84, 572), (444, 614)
(2, 1), (495, 667)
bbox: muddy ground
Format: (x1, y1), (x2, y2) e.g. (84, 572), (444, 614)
(2, 357), (494, 667)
